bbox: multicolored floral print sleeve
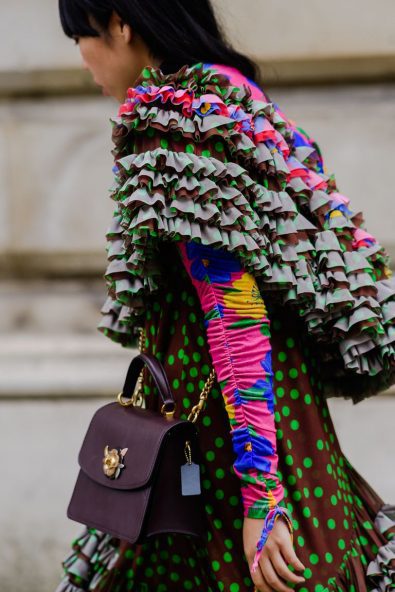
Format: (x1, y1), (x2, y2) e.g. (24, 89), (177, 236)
(177, 241), (294, 572)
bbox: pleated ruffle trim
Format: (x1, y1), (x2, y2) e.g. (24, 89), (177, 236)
(54, 528), (120, 592)
(97, 61), (395, 403)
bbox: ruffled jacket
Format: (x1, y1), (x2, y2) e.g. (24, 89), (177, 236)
(98, 61), (395, 405)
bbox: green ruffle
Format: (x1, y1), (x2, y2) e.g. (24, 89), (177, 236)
(98, 62), (394, 403)
(54, 527), (120, 592)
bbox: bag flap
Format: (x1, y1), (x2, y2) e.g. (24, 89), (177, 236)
(78, 402), (195, 490)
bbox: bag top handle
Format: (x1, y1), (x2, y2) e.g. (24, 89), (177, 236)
(121, 353), (175, 411)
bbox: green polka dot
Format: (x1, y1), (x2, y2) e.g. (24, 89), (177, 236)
(276, 386), (285, 397)
(215, 437), (224, 448)
(309, 553), (319, 565)
(275, 370), (284, 381)
(206, 451), (215, 461)
(172, 378), (180, 389)
(170, 572), (179, 582)
(278, 351), (287, 362)
(215, 142), (224, 153)
(327, 518), (336, 529)
(189, 367), (198, 378)
(303, 457), (313, 468)
(330, 494), (338, 506)
(285, 454), (294, 466)
(301, 362), (308, 374)
(290, 419), (300, 430)
(297, 535), (305, 547)
(229, 496), (239, 506)
(215, 468), (225, 479)
(316, 439), (324, 450)
(303, 567), (312, 579)
(302, 507), (311, 518)
(185, 144), (195, 153)
(304, 393), (312, 404)
(312, 517), (320, 528)
(289, 368), (299, 379)
(225, 538), (233, 549)
(282, 405), (290, 417)
(229, 584), (240, 592)
(290, 388), (300, 399)
(211, 560), (220, 572)
(314, 486), (323, 498)
(286, 337), (295, 348)
(215, 489), (224, 500)
(223, 552), (232, 563)
(202, 416), (211, 427)
(325, 552), (333, 563)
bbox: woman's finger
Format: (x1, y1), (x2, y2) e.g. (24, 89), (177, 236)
(280, 537), (306, 573)
(259, 555), (292, 592)
(270, 549), (306, 585)
(251, 563), (273, 592)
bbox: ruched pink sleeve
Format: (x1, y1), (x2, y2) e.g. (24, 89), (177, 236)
(177, 241), (294, 572)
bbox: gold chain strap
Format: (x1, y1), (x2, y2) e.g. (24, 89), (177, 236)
(118, 327), (216, 424)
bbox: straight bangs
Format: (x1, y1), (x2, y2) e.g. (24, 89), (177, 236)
(58, 0), (101, 38)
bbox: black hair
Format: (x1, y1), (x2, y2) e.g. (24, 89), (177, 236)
(58, 0), (262, 85)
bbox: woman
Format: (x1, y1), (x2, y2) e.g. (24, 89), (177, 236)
(56, 1), (395, 591)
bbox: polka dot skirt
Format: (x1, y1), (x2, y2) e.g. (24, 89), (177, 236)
(68, 244), (395, 592)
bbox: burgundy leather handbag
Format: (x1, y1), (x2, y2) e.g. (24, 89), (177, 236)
(67, 352), (212, 544)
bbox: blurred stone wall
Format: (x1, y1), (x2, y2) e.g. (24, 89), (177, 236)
(1, 1), (394, 590)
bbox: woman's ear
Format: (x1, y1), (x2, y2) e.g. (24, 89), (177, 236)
(109, 10), (133, 44)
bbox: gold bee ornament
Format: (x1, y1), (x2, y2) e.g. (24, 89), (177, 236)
(103, 445), (128, 479)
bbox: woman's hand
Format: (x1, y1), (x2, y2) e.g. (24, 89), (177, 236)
(243, 516), (306, 592)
